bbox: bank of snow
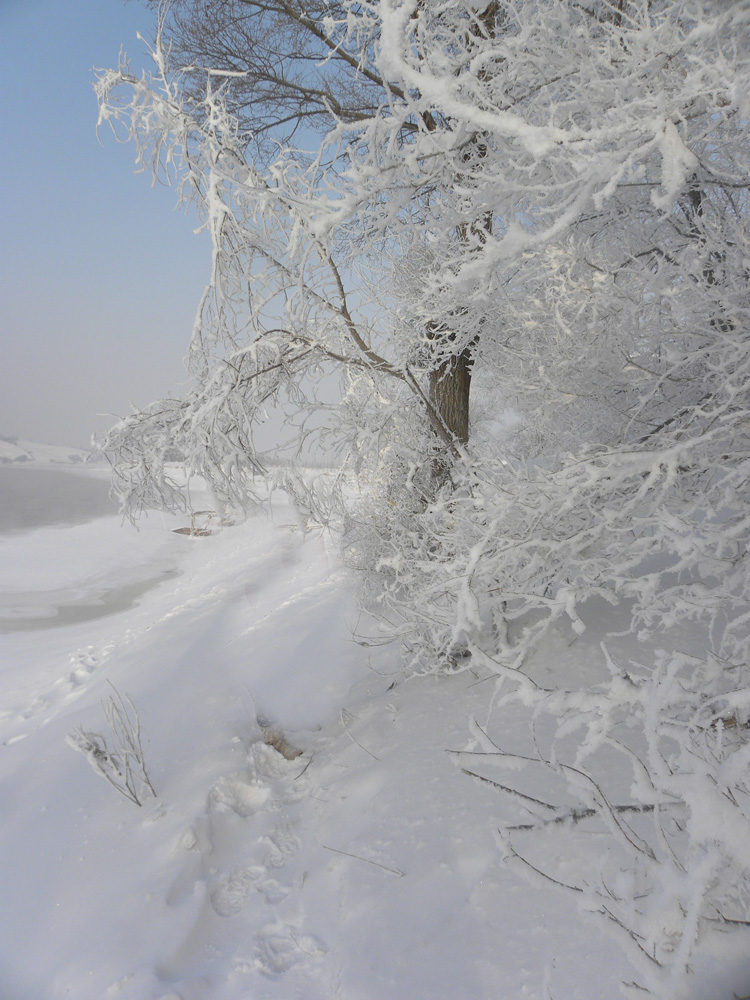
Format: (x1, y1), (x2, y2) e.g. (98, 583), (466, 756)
(0, 495), (748, 1000)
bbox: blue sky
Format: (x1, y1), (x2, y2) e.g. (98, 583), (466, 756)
(0, 0), (209, 448)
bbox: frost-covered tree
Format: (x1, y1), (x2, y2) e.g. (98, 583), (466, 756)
(99, 0), (748, 503)
(97, 0), (750, 658)
(142, 0), (385, 150)
(98, 3), (750, 989)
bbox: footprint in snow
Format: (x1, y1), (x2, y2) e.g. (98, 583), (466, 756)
(209, 774), (271, 817)
(263, 823), (302, 869)
(253, 924), (327, 976)
(211, 865), (290, 916)
(165, 732), (322, 985)
(67, 645), (105, 686)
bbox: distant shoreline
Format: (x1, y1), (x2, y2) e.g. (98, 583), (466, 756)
(0, 438), (94, 466)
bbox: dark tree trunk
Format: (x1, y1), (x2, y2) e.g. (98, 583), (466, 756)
(422, 1), (497, 474)
(429, 346), (473, 446)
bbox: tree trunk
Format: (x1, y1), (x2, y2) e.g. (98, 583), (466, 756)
(424, 2), (497, 462)
(429, 346), (473, 446)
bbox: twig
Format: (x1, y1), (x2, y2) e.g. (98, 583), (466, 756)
(555, 760), (657, 861)
(501, 837), (583, 893)
(454, 747), (678, 831)
(340, 708), (380, 760)
(294, 756), (314, 780)
(461, 768), (560, 811)
(600, 904), (663, 967)
(472, 720), (507, 753)
(506, 802), (659, 831)
(323, 845), (405, 877)
(717, 911), (750, 927)
(467, 674), (497, 689)
(462, 741), (659, 861)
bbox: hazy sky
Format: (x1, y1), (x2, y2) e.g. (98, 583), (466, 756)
(1, 0), (210, 448)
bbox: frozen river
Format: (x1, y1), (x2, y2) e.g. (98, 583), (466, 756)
(0, 466), (180, 632)
(0, 465), (115, 535)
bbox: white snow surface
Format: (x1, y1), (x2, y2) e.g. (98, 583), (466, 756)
(1, 478), (748, 1000)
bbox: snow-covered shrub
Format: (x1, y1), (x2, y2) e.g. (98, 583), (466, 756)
(482, 646), (750, 998)
(67, 686), (156, 807)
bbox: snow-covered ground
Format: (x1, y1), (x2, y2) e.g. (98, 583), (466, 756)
(0, 471), (748, 999)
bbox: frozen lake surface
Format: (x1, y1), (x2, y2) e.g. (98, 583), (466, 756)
(0, 466), (180, 632)
(0, 466), (114, 535)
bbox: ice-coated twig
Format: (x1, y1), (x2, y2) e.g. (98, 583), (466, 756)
(498, 833), (582, 894)
(504, 801), (660, 832)
(600, 904), (664, 968)
(460, 767), (560, 812)
(323, 844), (405, 877)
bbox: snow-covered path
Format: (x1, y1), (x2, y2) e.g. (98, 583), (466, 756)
(0, 492), (747, 999)
(0, 503), (369, 998)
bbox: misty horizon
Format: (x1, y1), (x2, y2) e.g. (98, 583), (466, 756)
(0, 0), (208, 451)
